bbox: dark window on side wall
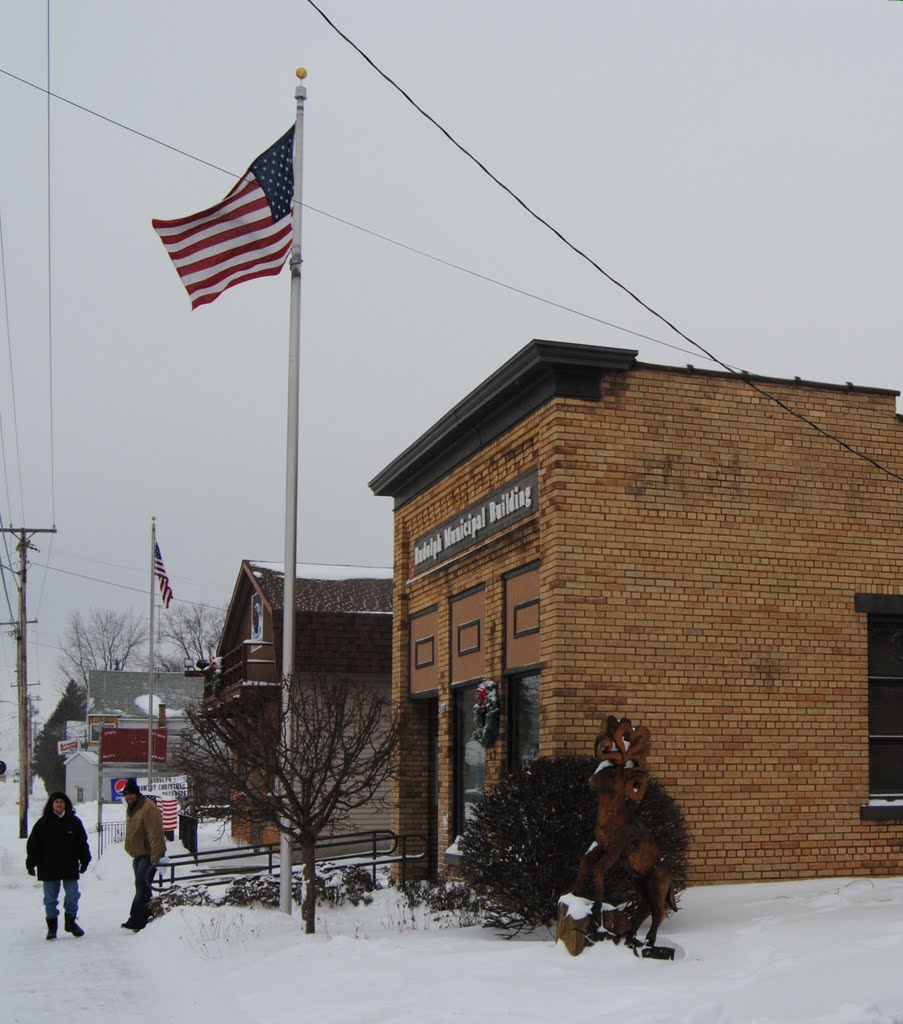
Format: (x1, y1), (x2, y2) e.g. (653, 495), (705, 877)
(509, 672), (540, 767)
(454, 683), (485, 833)
(868, 616), (903, 797)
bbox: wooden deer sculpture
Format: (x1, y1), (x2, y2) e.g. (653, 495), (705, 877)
(573, 716), (675, 949)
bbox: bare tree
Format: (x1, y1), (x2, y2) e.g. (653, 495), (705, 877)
(174, 676), (400, 933)
(58, 608), (148, 689)
(157, 603), (225, 672)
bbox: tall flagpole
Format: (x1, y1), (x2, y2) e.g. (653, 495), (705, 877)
(148, 516), (157, 789)
(279, 68), (307, 916)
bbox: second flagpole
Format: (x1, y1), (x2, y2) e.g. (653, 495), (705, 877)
(279, 68), (308, 917)
(147, 516), (157, 790)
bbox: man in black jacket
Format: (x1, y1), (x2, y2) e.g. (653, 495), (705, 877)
(25, 791), (91, 940)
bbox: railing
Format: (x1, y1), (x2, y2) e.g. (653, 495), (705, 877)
(150, 829), (428, 892)
(205, 641), (278, 703)
(96, 820), (125, 859)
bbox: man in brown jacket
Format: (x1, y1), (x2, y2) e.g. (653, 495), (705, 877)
(120, 779), (166, 932)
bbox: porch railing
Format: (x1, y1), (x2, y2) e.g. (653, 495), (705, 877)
(150, 829), (428, 891)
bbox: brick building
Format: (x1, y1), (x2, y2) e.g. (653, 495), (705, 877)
(207, 560), (393, 844)
(370, 338), (903, 884)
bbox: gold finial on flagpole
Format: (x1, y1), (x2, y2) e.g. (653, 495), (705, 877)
(296, 67), (308, 80)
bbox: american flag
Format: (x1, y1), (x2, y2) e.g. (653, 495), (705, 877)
(152, 127), (295, 310)
(154, 543), (174, 609)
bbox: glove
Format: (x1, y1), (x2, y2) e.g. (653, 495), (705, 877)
(26, 865), (35, 876)
(79, 861), (90, 874)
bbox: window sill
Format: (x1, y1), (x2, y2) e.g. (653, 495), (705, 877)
(444, 837), (463, 867)
(860, 802), (903, 821)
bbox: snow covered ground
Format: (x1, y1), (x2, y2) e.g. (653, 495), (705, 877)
(2, 781), (902, 1024)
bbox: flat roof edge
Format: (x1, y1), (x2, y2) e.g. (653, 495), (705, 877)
(369, 339), (637, 499)
(638, 361), (900, 397)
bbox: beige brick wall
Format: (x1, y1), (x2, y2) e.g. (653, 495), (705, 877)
(391, 365), (903, 884)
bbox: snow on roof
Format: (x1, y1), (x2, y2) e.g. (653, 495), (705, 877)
(246, 561), (393, 614)
(134, 694), (184, 717)
(87, 670), (199, 717)
(64, 749), (98, 766)
(247, 561), (392, 581)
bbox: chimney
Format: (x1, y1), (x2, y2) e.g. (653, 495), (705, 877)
(158, 702), (167, 726)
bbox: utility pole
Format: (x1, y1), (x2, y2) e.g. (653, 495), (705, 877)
(1, 526), (56, 838)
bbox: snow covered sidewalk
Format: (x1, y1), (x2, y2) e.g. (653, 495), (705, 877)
(2, 784), (902, 1024)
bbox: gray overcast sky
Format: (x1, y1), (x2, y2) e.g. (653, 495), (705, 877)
(1, 1), (901, 745)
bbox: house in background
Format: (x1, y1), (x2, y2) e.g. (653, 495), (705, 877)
(207, 560), (393, 844)
(84, 669), (200, 802)
(63, 748), (98, 804)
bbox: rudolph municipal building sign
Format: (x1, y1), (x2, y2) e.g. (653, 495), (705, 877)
(412, 469), (538, 573)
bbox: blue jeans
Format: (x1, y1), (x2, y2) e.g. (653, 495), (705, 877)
(130, 855), (155, 928)
(43, 878), (80, 919)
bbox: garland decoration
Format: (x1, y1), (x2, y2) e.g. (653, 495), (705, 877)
(472, 680), (500, 748)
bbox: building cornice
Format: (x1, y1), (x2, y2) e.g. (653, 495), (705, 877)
(369, 339), (637, 508)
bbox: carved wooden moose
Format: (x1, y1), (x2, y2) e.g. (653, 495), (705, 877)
(573, 716), (675, 950)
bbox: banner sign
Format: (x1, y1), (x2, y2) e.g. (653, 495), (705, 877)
(411, 468), (539, 573)
(148, 775), (188, 800)
(57, 738), (79, 755)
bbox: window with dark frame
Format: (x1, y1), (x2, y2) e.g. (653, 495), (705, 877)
(454, 682), (485, 833)
(509, 672), (540, 767)
(867, 616), (903, 798)
(513, 598), (540, 638)
(457, 619), (481, 656)
(414, 636), (435, 669)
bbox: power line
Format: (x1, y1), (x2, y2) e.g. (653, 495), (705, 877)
(305, 202), (719, 366)
(44, 2), (56, 525)
(0, 212), (25, 522)
(2, 58), (899, 484)
(29, 560), (223, 610)
(301, 0), (903, 486)
(0, 65), (719, 369)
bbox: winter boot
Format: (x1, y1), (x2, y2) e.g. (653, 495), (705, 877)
(64, 914), (84, 937)
(46, 917), (58, 941)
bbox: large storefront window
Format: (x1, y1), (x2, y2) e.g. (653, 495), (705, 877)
(455, 683), (485, 832)
(510, 672), (540, 766)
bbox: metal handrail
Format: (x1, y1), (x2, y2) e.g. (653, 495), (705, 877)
(150, 829), (427, 891)
(96, 820), (125, 858)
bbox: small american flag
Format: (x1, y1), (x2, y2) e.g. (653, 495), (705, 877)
(154, 543), (174, 609)
(152, 127), (295, 310)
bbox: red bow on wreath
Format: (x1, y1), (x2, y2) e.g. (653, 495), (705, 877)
(472, 680), (499, 748)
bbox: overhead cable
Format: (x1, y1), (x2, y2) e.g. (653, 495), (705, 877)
(301, 0), (903, 485)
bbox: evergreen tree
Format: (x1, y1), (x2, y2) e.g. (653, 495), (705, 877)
(33, 680), (87, 794)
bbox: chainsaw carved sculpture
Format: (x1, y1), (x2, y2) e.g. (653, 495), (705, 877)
(572, 716), (676, 951)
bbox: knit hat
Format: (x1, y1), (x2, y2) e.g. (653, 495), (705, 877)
(121, 779), (141, 796)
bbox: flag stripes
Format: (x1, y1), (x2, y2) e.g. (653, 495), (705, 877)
(152, 127), (295, 310)
(154, 543), (173, 609)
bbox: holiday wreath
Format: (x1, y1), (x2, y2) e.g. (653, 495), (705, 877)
(472, 680), (500, 747)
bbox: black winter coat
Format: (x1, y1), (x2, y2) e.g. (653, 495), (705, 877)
(25, 792), (91, 881)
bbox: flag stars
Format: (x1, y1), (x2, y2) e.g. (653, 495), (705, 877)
(251, 127), (295, 221)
